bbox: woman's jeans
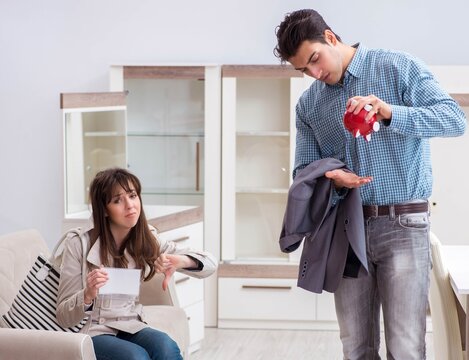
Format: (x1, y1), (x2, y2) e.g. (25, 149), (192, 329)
(92, 327), (182, 360)
(334, 211), (431, 360)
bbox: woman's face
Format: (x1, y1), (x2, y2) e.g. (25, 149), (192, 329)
(105, 183), (141, 232)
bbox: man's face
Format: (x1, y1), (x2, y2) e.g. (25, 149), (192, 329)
(288, 38), (343, 85)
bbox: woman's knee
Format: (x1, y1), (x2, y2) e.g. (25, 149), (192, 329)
(93, 335), (151, 360)
(129, 328), (182, 360)
(150, 332), (182, 360)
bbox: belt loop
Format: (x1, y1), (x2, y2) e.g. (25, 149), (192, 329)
(389, 205), (395, 220)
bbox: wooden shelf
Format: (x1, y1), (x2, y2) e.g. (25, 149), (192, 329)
(123, 66), (205, 80)
(60, 92), (127, 109)
(222, 65), (303, 78)
(128, 131), (204, 137)
(147, 206), (203, 233)
(218, 263), (299, 279)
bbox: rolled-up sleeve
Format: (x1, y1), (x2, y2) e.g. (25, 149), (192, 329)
(151, 227), (217, 278)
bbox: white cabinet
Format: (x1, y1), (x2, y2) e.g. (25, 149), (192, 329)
(109, 65), (221, 326)
(221, 65), (306, 262)
(60, 92), (127, 218)
(157, 220), (206, 354)
(217, 264), (338, 330)
(217, 65), (339, 330)
(109, 65), (220, 244)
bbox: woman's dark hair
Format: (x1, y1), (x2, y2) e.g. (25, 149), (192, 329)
(274, 9), (341, 62)
(89, 167), (160, 281)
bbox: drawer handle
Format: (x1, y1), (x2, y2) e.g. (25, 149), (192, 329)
(175, 276), (191, 285)
(241, 285), (292, 290)
(170, 236), (190, 243)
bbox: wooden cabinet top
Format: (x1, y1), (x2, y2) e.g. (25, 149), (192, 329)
(218, 263), (299, 279)
(222, 65), (303, 78)
(146, 205), (203, 233)
(64, 205), (203, 233)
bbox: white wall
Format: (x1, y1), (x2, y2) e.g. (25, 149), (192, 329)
(1, 0), (468, 247)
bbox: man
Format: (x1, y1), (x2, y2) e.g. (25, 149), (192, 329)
(274, 9), (466, 360)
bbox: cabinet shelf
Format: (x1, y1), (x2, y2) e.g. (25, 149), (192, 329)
(236, 131), (289, 137)
(84, 131), (125, 137)
(236, 188), (288, 194)
(142, 188), (204, 196)
(128, 131), (204, 138)
(222, 258), (295, 266)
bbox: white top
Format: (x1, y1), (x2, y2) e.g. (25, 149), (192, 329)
(442, 245), (469, 294)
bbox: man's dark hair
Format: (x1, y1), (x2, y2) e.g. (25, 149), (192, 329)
(274, 9), (341, 62)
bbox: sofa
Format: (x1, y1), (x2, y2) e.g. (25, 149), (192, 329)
(0, 229), (190, 360)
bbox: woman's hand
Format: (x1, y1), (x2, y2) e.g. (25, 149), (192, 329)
(155, 254), (197, 290)
(84, 266), (108, 304)
(325, 169), (372, 189)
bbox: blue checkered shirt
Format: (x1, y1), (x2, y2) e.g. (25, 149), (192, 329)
(294, 43), (466, 206)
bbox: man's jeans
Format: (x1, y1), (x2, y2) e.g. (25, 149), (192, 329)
(334, 211), (431, 360)
(92, 327), (182, 360)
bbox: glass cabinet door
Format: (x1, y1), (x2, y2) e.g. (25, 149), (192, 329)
(61, 92), (127, 216)
(221, 65), (305, 263)
(123, 72), (206, 206)
(109, 65), (222, 274)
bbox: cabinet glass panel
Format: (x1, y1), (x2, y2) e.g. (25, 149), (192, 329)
(236, 135), (289, 190)
(236, 193), (289, 261)
(232, 77), (293, 261)
(125, 78), (205, 205)
(236, 78), (290, 132)
(64, 109), (126, 215)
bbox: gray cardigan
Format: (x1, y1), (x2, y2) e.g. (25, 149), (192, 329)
(279, 158), (368, 294)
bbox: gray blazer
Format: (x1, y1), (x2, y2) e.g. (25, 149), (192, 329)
(279, 158), (368, 294)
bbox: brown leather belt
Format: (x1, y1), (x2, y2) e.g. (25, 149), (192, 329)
(363, 202), (428, 218)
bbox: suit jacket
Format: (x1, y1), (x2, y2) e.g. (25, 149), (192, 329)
(56, 225), (217, 337)
(279, 158), (368, 294)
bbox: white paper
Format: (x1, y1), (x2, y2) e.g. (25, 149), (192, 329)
(100, 268), (141, 296)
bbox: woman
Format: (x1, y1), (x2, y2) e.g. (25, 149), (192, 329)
(56, 168), (217, 360)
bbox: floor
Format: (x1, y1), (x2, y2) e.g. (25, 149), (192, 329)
(190, 328), (434, 360)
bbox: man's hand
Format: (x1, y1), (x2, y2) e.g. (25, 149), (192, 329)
(325, 169), (372, 189)
(346, 95), (392, 122)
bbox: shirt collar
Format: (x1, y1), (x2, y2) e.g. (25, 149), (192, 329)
(341, 43), (367, 85)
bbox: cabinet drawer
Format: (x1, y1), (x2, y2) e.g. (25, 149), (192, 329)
(158, 222), (203, 249)
(218, 278), (316, 321)
(174, 273), (204, 308)
(185, 301), (204, 346)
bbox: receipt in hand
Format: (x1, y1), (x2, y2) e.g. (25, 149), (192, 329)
(100, 268), (141, 296)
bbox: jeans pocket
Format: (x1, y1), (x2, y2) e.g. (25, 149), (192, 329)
(397, 212), (429, 230)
